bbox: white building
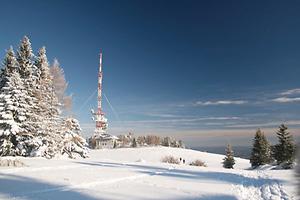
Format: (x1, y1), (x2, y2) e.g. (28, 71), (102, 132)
(91, 133), (119, 149)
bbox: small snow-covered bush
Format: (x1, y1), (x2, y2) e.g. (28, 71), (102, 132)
(223, 144), (235, 169)
(0, 158), (25, 167)
(161, 156), (180, 164)
(189, 159), (207, 167)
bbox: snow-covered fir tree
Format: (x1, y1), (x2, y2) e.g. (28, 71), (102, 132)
(0, 47), (19, 88)
(61, 117), (88, 158)
(223, 144), (235, 169)
(31, 47), (62, 158)
(272, 124), (295, 168)
(162, 137), (171, 147)
(16, 36), (40, 137)
(17, 36), (36, 79)
(250, 129), (271, 168)
(0, 36), (88, 158)
(0, 48), (36, 156)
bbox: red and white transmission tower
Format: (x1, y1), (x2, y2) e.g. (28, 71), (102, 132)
(91, 50), (108, 135)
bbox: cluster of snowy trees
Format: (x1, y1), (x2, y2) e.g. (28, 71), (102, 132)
(250, 124), (296, 169)
(0, 36), (88, 159)
(117, 133), (185, 148)
(222, 124), (296, 169)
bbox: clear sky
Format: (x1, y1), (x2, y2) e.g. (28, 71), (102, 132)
(0, 0), (300, 147)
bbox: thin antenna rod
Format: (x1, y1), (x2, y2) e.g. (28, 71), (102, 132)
(97, 50), (103, 114)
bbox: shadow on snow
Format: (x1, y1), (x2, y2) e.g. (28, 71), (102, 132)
(0, 160), (285, 200)
(75, 161), (285, 188)
(0, 172), (238, 200)
(0, 173), (101, 200)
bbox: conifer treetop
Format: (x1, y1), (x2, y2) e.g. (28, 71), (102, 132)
(17, 36), (35, 78)
(36, 46), (51, 81)
(18, 36), (33, 61)
(3, 46), (18, 74)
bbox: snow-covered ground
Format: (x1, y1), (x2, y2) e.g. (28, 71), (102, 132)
(0, 147), (297, 200)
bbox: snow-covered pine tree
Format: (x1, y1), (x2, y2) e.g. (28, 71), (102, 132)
(0, 36), (88, 159)
(0, 47), (19, 88)
(17, 36), (36, 79)
(162, 137), (171, 147)
(223, 144), (235, 169)
(16, 36), (41, 138)
(272, 124), (295, 168)
(33, 47), (62, 158)
(61, 117), (88, 158)
(250, 129), (271, 168)
(0, 48), (36, 156)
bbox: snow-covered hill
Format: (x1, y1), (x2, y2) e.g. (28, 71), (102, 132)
(0, 147), (296, 200)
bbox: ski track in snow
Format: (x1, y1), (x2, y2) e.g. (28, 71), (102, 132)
(17, 174), (150, 196)
(8, 164), (168, 199)
(233, 170), (292, 200)
(3, 162), (190, 199)
(0, 164), (82, 174)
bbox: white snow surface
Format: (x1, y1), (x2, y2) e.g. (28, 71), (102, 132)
(0, 147), (297, 200)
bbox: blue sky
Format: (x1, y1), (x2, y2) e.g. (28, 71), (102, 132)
(0, 0), (300, 147)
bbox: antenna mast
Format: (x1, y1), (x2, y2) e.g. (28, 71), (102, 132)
(92, 50), (108, 135)
(98, 49), (103, 115)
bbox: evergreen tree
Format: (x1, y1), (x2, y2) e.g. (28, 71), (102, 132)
(0, 47), (16, 90)
(0, 36), (88, 159)
(250, 129), (271, 168)
(35, 47), (60, 119)
(61, 118), (88, 158)
(1, 47), (19, 82)
(131, 137), (137, 148)
(0, 49), (35, 156)
(32, 47), (61, 158)
(223, 144), (235, 169)
(16, 36), (40, 137)
(17, 36), (35, 79)
(162, 137), (171, 147)
(272, 124), (295, 168)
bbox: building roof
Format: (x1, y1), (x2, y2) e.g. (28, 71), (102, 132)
(94, 133), (119, 141)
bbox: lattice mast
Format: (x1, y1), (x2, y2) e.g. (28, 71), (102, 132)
(92, 50), (108, 135)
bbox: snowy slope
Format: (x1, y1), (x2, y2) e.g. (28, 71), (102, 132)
(0, 147), (296, 200)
